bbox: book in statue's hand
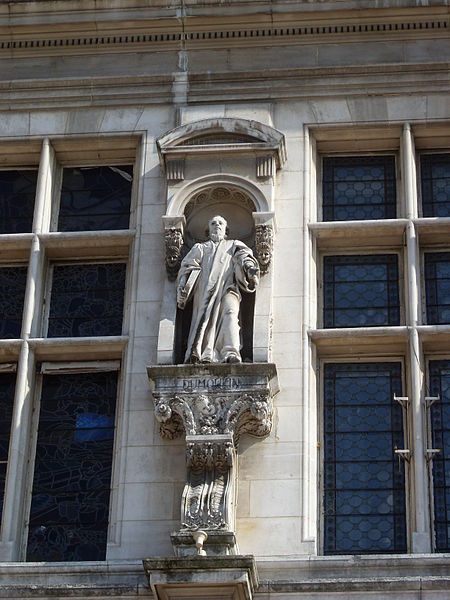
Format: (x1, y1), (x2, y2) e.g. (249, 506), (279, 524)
(178, 269), (200, 309)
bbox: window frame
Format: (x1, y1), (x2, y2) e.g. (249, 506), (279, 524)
(421, 249), (450, 326)
(318, 249), (405, 330)
(318, 356), (411, 556)
(50, 162), (137, 234)
(21, 360), (123, 561)
(42, 258), (129, 340)
(417, 151), (450, 219)
(317, 151), (401, 223)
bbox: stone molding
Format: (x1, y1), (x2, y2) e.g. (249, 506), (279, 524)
(143, 555), (258, 600)
(0, 10), (448, 56)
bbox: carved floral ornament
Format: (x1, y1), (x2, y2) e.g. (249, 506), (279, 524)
(148, 364), (279, 542)
(153, 390), (273, 441)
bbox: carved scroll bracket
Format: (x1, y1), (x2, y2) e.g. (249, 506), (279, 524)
(147, 363), (279, 556)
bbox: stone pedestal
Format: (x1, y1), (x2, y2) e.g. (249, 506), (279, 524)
(147, 363), (278, 556)
(143, 556), (258, 600)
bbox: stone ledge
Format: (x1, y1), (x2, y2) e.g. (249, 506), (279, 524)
(143, 555), (258, 600)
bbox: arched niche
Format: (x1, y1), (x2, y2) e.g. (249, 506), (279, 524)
(156, 118), (286, 365)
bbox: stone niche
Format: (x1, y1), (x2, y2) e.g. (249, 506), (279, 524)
(144, 118), (285, 600)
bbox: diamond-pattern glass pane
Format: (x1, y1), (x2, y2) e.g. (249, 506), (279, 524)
(0, 373), (16, 524)
(323, 362), (406, 555)
(0, 170), (37, 233)
(425, 253), (450, 325)
(0, 266), (27, 339)
(421, 154), (450, 217)
(47, 263), (126, 338)
(430, 360), (450, 552)
(322, 156), (396, 221)
(58, 166), (133, 232)
(323, 255), (400, 328)
(26, 371), (118, 562)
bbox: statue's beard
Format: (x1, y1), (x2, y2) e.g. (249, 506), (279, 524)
(209, 232), (225, 242)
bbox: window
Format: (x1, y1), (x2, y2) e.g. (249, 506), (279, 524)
(322, 156), (396, 221)
(323, 362), (407, 554)
(421, 154), (450, 218)
(323, 254), (400, 328)
(310, 126), (450, 557)
(58, 166), (133, 232)
(0, 266), (28, 339)
(0, 170), (37, 234)
(0, 372), (16, 523)
(47, 262), (127, 338)
(429, 360), (450, 552)
(26, 371), (118, 562)
(0, 136), (137, 561)
(424, 252), (450, 325)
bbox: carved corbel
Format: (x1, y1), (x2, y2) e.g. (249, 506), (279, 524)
(252, 212), (275, 275)
(148, 364), (279, 555)
(162, 215), (186, 280)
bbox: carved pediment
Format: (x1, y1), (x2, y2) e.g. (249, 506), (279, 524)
(157, 118), (286, 181)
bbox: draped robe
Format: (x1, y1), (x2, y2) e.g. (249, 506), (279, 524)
(177, 238), (259, 363)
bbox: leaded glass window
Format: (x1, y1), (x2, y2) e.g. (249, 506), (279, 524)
(0, 266), (27, 338)
(0, 372), (16, 524)
(421, 154), (450, 217)
(429, 360), (450, 552)
(58, 166), (133, 232)
(0, 170), (37, 234)
(323, 254), (400, 328)
(425, 252), (450, 325)
(26, 371), (118, 562)
(323, 362), (406, 555)
(322, 156), (396, 221)
(47, 263), (126, 338)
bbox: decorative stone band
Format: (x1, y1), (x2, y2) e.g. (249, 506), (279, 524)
(147, 363), (279, 554)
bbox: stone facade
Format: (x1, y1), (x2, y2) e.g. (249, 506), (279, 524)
(0, 0), (449, 598)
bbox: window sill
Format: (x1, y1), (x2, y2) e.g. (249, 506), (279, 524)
(28, 336), (128, 361)
(0, 233), (33, 261)
(39, 230), (135, 259)
(309, 326), (408, 357)
(309, 220), (408, 250)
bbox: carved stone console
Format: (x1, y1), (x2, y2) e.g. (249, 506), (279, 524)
(147, 363), (279, 556)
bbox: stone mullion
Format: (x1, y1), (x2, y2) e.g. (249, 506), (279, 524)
(402, 123), (430, 553)
(0, 139), (54, 559)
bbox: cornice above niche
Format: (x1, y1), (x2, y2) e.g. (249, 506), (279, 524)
(157, 117), (286, 182)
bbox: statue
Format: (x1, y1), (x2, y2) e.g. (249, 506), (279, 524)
(177, 215), (260, 364)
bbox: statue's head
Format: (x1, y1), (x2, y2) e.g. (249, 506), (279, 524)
(208, 215), (227, 242)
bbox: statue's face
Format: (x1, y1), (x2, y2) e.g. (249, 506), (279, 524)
(208, 216), (227, 240)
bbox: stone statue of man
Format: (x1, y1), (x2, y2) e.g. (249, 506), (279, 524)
(177, 215), (260, 364)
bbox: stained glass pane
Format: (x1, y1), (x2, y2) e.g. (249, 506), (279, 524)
(0, 266), (27, 339)
(0, 170), (37, 233)
(47, 263), (126, 337)
(430, 360), (450, 552)
(323, 362), (406, 555)
(26, 371), (118, 562)
(323, 255), (400, 328)
(0, 373), (16, 524)
(58, 166), (133, 232)
(425, 253), (450, 325)
(322, 156), (396, 221)
(421, 154), (450, 217)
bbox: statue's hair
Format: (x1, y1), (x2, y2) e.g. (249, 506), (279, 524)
(208, 215), (228, 227)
